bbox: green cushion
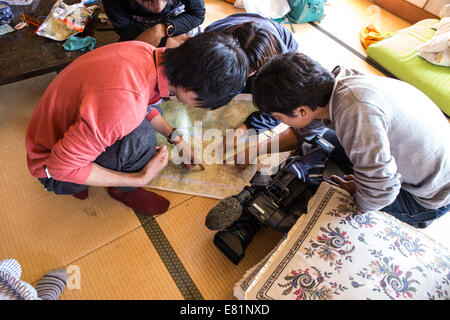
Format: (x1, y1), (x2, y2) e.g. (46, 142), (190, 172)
(366, 19), (450, 116)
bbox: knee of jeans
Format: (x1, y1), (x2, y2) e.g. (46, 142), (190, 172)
(437, 204), (450, 219)
(155, 105), (164, 116)
(97, 121), (157, 172)
(119, 132), (157, 172)
(398, 209), (439, 226)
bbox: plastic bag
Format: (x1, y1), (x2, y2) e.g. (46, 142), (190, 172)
(57, 1), (95, 32)
(242, 0), (290, 19)
(36, 0), (95, 41)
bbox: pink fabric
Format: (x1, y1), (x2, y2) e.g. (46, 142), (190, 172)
(26, 41), (169, 184)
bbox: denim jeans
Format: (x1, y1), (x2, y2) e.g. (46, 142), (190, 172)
(380, 189), (450, 228)
(321, 130), (449, 228)
(38, 119), (157, 195)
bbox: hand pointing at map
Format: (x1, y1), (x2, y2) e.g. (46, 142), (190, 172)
(175, 137), (205, 171)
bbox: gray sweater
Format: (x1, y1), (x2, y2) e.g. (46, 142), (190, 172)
(326, 67), (450, 211)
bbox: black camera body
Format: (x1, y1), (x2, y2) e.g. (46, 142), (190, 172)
(235, 171), (317, 233)
(213, 135), (334, 265)
(213, 171), (318, 265)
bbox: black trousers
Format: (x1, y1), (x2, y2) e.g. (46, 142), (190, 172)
(38, 119), (157, 194)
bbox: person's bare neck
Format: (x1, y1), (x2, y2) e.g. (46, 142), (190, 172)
(313, 103), (331, 121)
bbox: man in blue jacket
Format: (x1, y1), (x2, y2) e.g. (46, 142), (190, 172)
(103, 0), (205, 46)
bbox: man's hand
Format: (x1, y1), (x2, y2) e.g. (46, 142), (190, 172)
(175, 138), (205, 171)
(222, 124), (256, 170)
(138, 145), (169, 185)
(327, 174), (356, 195)
(223, 145), (255, 170)
(135, 23), (166, 47)
(222, 126), (300, 170)
(222, 123), (248, 157)
(84, 145), (169, 187)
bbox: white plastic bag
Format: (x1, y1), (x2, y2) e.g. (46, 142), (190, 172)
(242, 0), (290, 19)
(36, 0), (95, 41)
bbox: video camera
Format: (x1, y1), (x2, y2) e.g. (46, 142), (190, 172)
(207, 135), (334, 264)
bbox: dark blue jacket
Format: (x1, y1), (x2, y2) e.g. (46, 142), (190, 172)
(204, 13), (301, 133)
(204, 13), (299, 53)
(103, 0), (205, 41)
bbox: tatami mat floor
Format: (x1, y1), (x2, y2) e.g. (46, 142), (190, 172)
(0, 0), (448, 300)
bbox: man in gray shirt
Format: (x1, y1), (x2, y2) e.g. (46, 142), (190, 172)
(250, 52), (450, 228)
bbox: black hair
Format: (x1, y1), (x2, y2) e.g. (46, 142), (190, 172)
(163, 31), (249, 109)
(252, 52), (335, 116)
(227, 22), (282, 74)
(135, 0), (176, 9)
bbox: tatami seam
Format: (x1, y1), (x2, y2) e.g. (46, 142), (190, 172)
(136, 212), (204, 300)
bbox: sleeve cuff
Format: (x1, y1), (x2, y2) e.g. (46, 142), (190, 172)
(146, 108), (161, 122)
(46, 162), (93, 185)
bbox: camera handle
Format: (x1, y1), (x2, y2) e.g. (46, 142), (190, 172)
(304, 135), (335, 154)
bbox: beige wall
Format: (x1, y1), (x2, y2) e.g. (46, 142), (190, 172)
(406, 0), (449, 16)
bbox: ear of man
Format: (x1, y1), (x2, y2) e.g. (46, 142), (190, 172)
(293, 106), (311, 118)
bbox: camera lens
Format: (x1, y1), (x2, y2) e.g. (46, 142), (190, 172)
(213, 212), (261, 265)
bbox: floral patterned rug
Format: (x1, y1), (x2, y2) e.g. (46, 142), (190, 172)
(235, 182), (450, 300)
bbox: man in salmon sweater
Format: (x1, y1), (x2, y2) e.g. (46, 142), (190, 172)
(25, 32), (248, 216)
